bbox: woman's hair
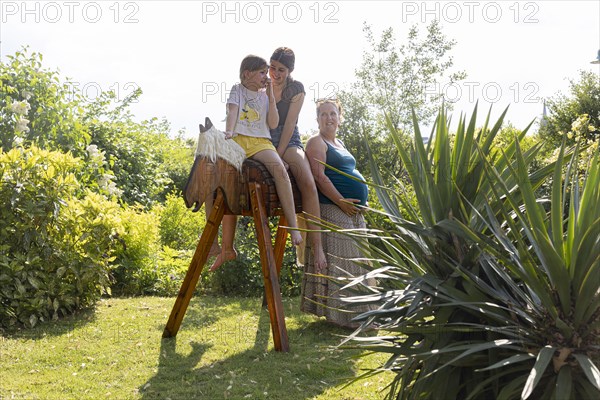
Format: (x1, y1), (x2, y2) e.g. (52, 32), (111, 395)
(270, 47), (295, 72)
(316, 98), (344, 122)
(239, 55), (268, 81)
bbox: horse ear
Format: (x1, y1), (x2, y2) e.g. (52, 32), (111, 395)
(199, 117), (213, 133)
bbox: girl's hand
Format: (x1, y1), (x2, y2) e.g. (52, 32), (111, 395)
(266, 78), (275, 100)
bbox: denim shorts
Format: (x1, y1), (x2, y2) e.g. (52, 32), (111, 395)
(270, 126), (304, 149)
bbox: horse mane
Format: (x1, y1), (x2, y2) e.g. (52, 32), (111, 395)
(195, 124), (245, 170)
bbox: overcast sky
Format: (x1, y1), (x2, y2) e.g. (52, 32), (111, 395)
(2, 1), (599, 138)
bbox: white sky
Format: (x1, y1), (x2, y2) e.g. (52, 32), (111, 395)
(2, 0), (599, 138)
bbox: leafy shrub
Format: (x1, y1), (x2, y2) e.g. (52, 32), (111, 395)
(87, 114), (195, 207)
(157, 192), (206, 251)
(110, 205), (161, 295)
(1, 47), (195, 209)
(539, 70), (600, 147)
(156, 134), (197, 200)
(0, 146), (118, 327)
(87, 118), (169, 207)
(153, 246), (194, 296)
(206, 216), (302, 297)
(152, 198), (303, 297)
(109, 197), (208, 297)
(54, 192), (122, 305)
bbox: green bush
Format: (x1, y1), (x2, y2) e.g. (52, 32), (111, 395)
(206, 216), (303, 297)
(0, 146), (119, 327)
(158, 192), (206, 251)
(87, 115), (195, 207)
(1, 47), (195, 209)
(153, 246), (194, 296)
(152, 198), (303, 297)
(110, 196), (208, 297)
(539, 70), (600, 148)
(110, 205), (161, 295)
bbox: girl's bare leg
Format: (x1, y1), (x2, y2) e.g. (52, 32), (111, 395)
(283, 147), (327, 271)
(209, 215), (238, 271)
(204, 195), (221, 257)
(252, 150), (303, 246)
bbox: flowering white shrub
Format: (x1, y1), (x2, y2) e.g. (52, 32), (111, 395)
(15, 117), (30, 133)
(10, 99), (31, 115)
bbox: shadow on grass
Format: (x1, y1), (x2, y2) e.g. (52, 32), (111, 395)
(141, 298), (363, 399)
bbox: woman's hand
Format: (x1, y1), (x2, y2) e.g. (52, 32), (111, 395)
(337, 198), (362, 216)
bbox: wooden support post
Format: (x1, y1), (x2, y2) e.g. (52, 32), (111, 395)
(162, 189), (226, 338)
(262, 216), (287, 308)
(250, 182), (289, 352)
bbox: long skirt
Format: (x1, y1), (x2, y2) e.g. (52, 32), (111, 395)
(300, 203), (374, 328)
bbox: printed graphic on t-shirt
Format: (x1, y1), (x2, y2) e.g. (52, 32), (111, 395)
(240, 100), (260, 123)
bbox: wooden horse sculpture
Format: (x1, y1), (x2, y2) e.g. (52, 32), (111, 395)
(162, 118), (301, 352)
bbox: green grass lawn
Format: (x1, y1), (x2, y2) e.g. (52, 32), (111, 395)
(0, 296), (392, 399)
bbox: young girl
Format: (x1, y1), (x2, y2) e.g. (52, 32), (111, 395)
(210, 55), (303, 270)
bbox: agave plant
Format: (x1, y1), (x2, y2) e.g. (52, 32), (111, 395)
(340, 106), (600, 399)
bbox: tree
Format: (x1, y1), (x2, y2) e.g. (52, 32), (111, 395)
(0, 47), (89, 154)
(338, 20), (466, 180)
(82, 85), (196, 206)
(1, 47), (195, 207)
(356, 21), (466, 132)
(539, 70), (600, 147)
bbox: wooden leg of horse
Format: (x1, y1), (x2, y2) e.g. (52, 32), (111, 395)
(262, 215), (288, 308)
(250, 182), (289, 352)
(162, 189), (226, 338)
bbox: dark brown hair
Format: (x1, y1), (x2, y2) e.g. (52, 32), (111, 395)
(270, 47), (295, 72)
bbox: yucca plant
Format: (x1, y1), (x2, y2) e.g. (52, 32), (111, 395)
(340, 107), (599, 399)
(455, 141), (600, 399)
